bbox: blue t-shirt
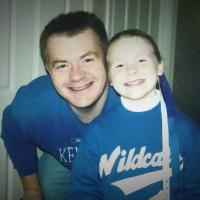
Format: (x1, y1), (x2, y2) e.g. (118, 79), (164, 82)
(1, 75), (119, 176)
(71, 96), (200, 199)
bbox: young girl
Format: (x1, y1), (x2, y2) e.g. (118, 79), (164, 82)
(70, 29), (200, 200)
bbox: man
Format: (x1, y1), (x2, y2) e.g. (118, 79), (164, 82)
(1, 11), (114, 200)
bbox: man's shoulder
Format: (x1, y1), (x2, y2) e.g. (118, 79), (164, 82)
(3, 75), (68, 121)
(13, 75), (56, 101)
(21, 75), (52, 93)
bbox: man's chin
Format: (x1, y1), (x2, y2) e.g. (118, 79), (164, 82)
(69, 99), (95, 109)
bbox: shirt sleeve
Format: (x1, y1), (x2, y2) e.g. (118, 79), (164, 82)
(70, 125), (103, 200)
(1, 104), (38, 177)
(177, 116), (200, 199)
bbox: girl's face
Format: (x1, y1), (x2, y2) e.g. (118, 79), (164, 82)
(107, 36), (163, 101)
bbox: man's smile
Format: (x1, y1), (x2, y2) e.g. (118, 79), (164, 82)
(68, 82), (94, 91)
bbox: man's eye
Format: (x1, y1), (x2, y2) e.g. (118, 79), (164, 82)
(55, 64), (68, 70)
(83, 58), (94, 63)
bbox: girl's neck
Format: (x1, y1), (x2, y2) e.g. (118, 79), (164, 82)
(121, 89), (160, 112)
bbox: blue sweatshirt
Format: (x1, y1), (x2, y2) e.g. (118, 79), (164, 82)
(1, 75), (118, 176)
(71, 77), (200, 200)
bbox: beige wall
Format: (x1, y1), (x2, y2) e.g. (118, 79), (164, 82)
(0, 0), (177, 199)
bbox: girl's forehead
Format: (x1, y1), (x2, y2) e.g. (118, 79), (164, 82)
(108, 36), (153, 56)
(112, 36), (151, 48)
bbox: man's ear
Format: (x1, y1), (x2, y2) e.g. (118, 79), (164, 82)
(108, 70), (113, 86)
(157, 60), (164, 76)
(45, 66), (51, 74)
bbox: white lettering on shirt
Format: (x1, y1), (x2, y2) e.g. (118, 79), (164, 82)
(58, 146), (78, 163)
(99, 145), (173, 196)
(99, 146), (164, 177)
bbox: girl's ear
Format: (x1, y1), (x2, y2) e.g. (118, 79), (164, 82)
(157, 60), (164, 76)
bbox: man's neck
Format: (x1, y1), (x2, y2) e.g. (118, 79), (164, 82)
(71, 84), (109, 123)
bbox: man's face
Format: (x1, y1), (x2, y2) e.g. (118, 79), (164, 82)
(46, 29), (107, 108)
(108, 36), (163, 101)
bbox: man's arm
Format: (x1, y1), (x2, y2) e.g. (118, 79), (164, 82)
(1, 104), (42, 198)
(22, 173), (43, 200)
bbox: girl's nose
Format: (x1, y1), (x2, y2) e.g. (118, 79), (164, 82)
(127, 64), (137, 74)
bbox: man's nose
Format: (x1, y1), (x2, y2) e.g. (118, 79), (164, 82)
(69, 65), (86, 81)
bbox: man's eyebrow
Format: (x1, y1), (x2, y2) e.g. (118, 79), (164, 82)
(51, 51), (99, 65)
(80, 51), (99, 59)
(52, 59), (69, 65)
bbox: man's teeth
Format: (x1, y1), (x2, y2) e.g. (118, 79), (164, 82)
(70, 82), (92, 91)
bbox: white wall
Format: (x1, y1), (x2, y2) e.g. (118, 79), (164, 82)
(0, 0), (177, 199)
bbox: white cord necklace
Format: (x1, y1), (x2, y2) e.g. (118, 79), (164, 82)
(160, 93), (172, 200)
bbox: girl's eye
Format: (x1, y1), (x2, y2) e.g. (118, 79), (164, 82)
(115, 64), (124, 68)
(139, 59), (146, 63)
